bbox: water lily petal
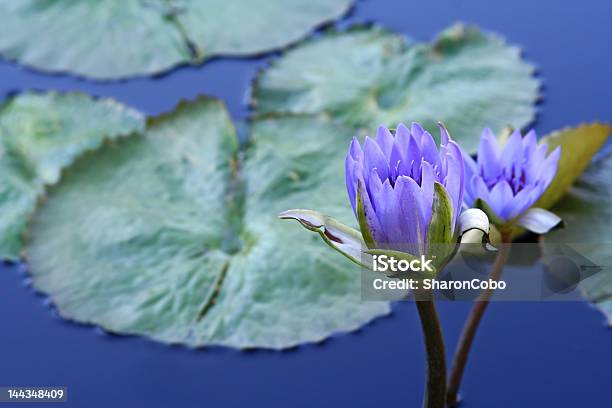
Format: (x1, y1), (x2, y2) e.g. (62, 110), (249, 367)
(503, 184), (537, 220)
(515, 208), (562, 234)
(363, 136), (389, 183)
(367, 168), (384, 215)
(524, 142), (548, 184)
(389, 142), (403, 182)
(537, 146), (561, 187)
(462, 151), (478, 202)
(345, 154), (359, 215)
(501, 130), (524, 175)
(378, 180), (404, 246)
(395, 175), (426, 255)
(348, 136), (363, 160)
(488, 179), (514, 218)
(376, 125), (394, 160)
(396, 123), (419, 178)
(522, 129), (537, 154)
(411, 122), (425, 139)
(357, 179), (386, 246)
(419, 130), (440, 171)
(438, 122), (451, 146)
(477, 128), (502, 179)
(470, 175), (490, 203)
(394, 123), (411, 150)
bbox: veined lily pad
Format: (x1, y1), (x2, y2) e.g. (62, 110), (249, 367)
(544, 124), (612, 325)
(0, 0), (352, 79)
(26, 97), (389, 349)
(0, 91), (144, 260)
(253, 24), (539, 152)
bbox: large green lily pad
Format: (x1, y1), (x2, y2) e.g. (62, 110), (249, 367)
(0, 0), (352, 79)
(26, 97), (389, 349)
(253, 24), (539, 152)
(544, 125), (612, 325)
(0, 91), (144, 260)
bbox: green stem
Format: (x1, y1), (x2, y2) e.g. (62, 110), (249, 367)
(446, 230), (513, 407)
(415, 292), (447, 408)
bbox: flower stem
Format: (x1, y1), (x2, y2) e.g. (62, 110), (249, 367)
(415, 291), (447, 408)
(446, 230), (513, 407)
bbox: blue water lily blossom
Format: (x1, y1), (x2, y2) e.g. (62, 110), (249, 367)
(463, 128), (562, 233)
(279, 122), (490, 271)
(345, 123), (464, 255)
(281, 122), (486, 408)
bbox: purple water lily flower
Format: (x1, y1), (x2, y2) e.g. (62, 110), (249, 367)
(463, 128), (561, 230)
(345, 123), (464, 254)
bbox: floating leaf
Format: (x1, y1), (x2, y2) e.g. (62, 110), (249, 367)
(535, 123), (611, 210)
(545, 148), (612, 325)
(0, 91), (144, 260)
(0, 0), (353, 79)
(253, 24), (539, 152)
(26, 97), (389, 349)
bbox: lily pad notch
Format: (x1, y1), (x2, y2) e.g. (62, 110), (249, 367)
(0, 0), (354, 79)
(25, 96), (390, 349)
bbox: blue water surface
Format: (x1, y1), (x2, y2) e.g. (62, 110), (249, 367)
(1, 0), (611, 407)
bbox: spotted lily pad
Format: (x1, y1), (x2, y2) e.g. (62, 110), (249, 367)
(0, 0), (352, 79)
(26, 97), (389, 349)
(543, 124), (612, 325)
(0, 91), (144, 260)
(253, 24), (539, 152)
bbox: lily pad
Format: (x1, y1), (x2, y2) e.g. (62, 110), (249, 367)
(26, 97), (389, 349)
(544, 126), (612, 325)
(0, 0), (352, 79)
(0, 91), (144, 260)
(252, 24), (539, 152)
